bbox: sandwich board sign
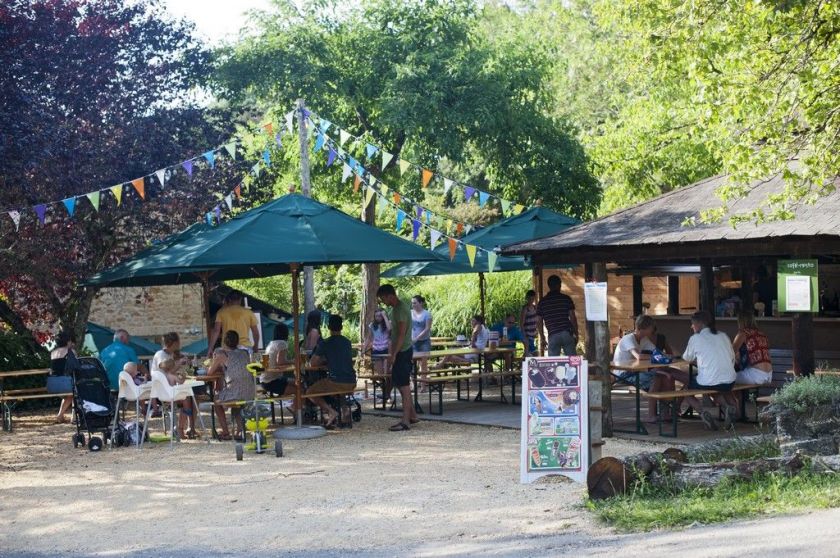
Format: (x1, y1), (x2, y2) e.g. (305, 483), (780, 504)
(521, 356), (589, 484)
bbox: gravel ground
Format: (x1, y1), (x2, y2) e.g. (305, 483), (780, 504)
(0, 410), (668, 556)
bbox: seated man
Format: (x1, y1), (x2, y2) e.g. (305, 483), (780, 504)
(612, 314), (675, 423)
(489, 314), (524, 370)
(308, 314), (357, 429)
(100, 329), (147, 389)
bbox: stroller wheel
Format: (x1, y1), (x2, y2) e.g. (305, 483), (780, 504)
(274, 439), (283, 458)
(235, 443), (244, 461)
(88, 436), (103, 452)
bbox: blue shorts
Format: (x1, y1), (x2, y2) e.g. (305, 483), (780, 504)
(413, 338), (432, 353)
(617, 371), (655, 391)
(689, 377), (734, 391)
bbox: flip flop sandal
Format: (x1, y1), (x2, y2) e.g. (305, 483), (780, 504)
(217, 433), (233, 441)
(389, 422), (410, 431)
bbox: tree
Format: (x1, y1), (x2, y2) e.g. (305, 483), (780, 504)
(0, 0), (240, 349)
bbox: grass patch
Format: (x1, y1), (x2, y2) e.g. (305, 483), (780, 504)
(588, 471), (840, 531)
(687, 436), (780, 463)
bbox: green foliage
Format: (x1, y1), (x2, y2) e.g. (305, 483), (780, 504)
(589, 471), (840, 531)
(0, 330), (49, 372)
(771, 375), (840, 413)
(688, 437), (780, 464)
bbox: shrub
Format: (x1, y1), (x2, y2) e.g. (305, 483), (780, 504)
(772, 375), (840, 413)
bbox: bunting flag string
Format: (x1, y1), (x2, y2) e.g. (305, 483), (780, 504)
(2, 105), (297, 232)
(307, 109), (527, 217)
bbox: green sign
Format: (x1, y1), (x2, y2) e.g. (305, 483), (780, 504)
(777, 259), (819, 313)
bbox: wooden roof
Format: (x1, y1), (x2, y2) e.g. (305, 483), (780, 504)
(504, 165), (840, 264)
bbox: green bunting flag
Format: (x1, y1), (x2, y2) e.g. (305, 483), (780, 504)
(382, 151), (394, 169)
(398, 159), (411, 175)
(224, 142), (237, 160)
(487, 251), (498, 273)
(86, 191), (100, 212)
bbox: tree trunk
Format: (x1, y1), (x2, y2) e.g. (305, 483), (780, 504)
(585, 262), (611, 437)
(360, 186), (379, 342)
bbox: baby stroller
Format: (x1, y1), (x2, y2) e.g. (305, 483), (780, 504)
(71, 357), (117, 452)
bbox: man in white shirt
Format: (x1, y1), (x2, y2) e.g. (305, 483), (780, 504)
(672, 311), (738, 431)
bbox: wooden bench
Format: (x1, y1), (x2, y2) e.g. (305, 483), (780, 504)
(302, 389), (359, 428)
(475, 370), (521, 404)
(417, 371), (477, 415)
(1, 389), (73, 431)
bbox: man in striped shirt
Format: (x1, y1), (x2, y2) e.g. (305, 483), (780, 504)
(536, 275), (578, 356)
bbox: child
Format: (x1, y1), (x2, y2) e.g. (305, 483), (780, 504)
(157, 358), (195, 439)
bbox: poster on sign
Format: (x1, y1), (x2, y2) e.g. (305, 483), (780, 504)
(520, 356), (588, 484)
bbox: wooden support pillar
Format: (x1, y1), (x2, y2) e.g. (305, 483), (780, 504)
(632, 275), (643, 317)
(667, 276), (680, 315)
(792, 313), (815, 377)
(700, 263), (715, 318)
(478, 272), (486, 318)
(585, 262), (612, 437)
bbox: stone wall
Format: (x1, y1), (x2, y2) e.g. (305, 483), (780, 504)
(88, 285), (205, 346)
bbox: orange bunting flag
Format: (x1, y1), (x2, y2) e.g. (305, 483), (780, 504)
(263, 122), (274, 135)
(465, 244), (477, 267)
(421, 169), (434, 188)
(233, 184), (242, 199)
(448, 238), (457, 261)
(353, 174), (362, 193)
(393, 193), (401, 204)
(456, 222), (464, 236)
(131, 178), (145, 199)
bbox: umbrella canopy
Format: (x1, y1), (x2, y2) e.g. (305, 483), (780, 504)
(382, 207), (578, 277)
(87, 193), (445, 287)
(83, 322), (160, 356)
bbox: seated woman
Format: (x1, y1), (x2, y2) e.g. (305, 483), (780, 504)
(209, 330), (255, 441)
(732, 310), (773, 385)
(308, 315), (357, 429)
(151, 332), (195, 438)
(50, 329), (77, 423)
(612, 315), (675, 423)
(261, 323), (293, 397)
(433, 315), (490, 370)
(669, 311), (739, 431)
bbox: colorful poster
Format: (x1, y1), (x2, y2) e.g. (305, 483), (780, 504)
(521, 356), (589, 484)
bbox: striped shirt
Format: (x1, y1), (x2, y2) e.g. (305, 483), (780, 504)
(522, 304), (539, 337)
(537, 291), (575, 336)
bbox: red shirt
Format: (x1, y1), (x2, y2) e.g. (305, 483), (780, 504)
(742, 327), (771, 367)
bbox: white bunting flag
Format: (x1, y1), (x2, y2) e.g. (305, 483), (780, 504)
(398, 159), (412, 176)
(341, 163), (353, 183)
(382, 151), (394, 169)
(224, 194), (233, 211)
(155, 169), (166, 188)
(443, 178), (454, 195)
(339, 129), (352, 146)
(365, 185), (376, 207)
(285, 110), (295, 134)
(430, 229), (442, 250)
(8, 210), (20, 231)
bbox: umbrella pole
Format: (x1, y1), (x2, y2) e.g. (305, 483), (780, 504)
(291, 264), (303, 427)
(200, 275), (213, 342)
(479, 272), (486, 318)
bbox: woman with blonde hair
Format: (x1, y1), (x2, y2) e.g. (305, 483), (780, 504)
(733, 310), (773, 385)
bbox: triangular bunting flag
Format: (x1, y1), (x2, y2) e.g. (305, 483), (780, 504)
(341, 163), (353, 183)
(398, 159), (411, 175)
(353, 174), (362, 193)
(285, 111), (294, 133)
(313, 133), (325, 152)
(111, 185), (123, 206)
(365, 185), (376, 207)
(224, 194), (233, 210)
(478, 191), (490, 207)
(377, 194), (388, 219)
(424, 209), (431, 225)
(263, 149), (271, 166)
(443, 178), (454, 195)
(182, 159), (193, 176)
(8, 210), (20, 231)
(412, 219), (421, 241)
(203, 151), (215, 169)
(275, 133), (283, 148)
(464, 224), (473, 235)
(326, 148), (337, 167)
(214, 205), (222, 222)
(224, 142), (237, 159)
(339, 129), (351, 146)
(205, 212), (214, 226)
(430, 229), (442, 250)
(131, 178), (145, 199)
(263, 122), (274, 136)
(501, 199), (511, 215)
(421, 169), (433, 188)
(396, 209), (406, 231)
(233, 184), (241, 199)
(155, 169), (166, 188)
(393, 193), (401, 204)
(34, 204), (46, 224)
(381, 184), (389, 197)
(514, 204), (525, 214)
(365, 143), (378, 160)
(456, 222), (464, 236)
(62, 197), (75, 217)
(464, 186), (475, 202)
(466, 244), (477, 267)
(446, 219), (453, 235)
(487, 251), (498, 272)
(251, 163), (262, 177)
(415, 205), (423, 219)
(382, 151), (394, 170)
(319, 119), (332, 133)
(448, 238), (457, 261)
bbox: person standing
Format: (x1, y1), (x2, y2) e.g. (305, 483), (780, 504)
(207, 291), (260, 357)
(536, 275), (578, 356)
(519, 290), (540, 356)
(377, 284), (418, 431)
(100, 329), (146, 388)
(410, 295), (433, 377)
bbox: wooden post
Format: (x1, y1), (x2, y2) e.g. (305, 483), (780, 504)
(585, 262), (612, 437)
(290, 264), (303, 425)
(667, 276), (680, 315)
(296, 99), (316, 314)
(792, 312), (815, 376)
(632, 275), (643, 317)
(478, 272), (486, 318)
(700, 263), (715, 317)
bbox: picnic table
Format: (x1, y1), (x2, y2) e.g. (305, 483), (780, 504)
(609, 358), (688, 436)
(0, 368), (67, 431)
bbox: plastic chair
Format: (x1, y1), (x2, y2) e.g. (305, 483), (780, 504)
(142, 371), (205, 448)
(110, 371), (152, 449)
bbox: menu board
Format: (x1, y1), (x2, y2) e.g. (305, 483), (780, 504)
(520, 356), (589, 484)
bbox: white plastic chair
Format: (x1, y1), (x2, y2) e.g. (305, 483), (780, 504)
(110, 371), (152, 449)
(142, 371), (205, 448)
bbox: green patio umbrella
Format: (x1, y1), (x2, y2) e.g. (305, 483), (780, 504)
(382, 207), (578, 315)
(87, 193), (445, 432)
(83, 322), (160, 356)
